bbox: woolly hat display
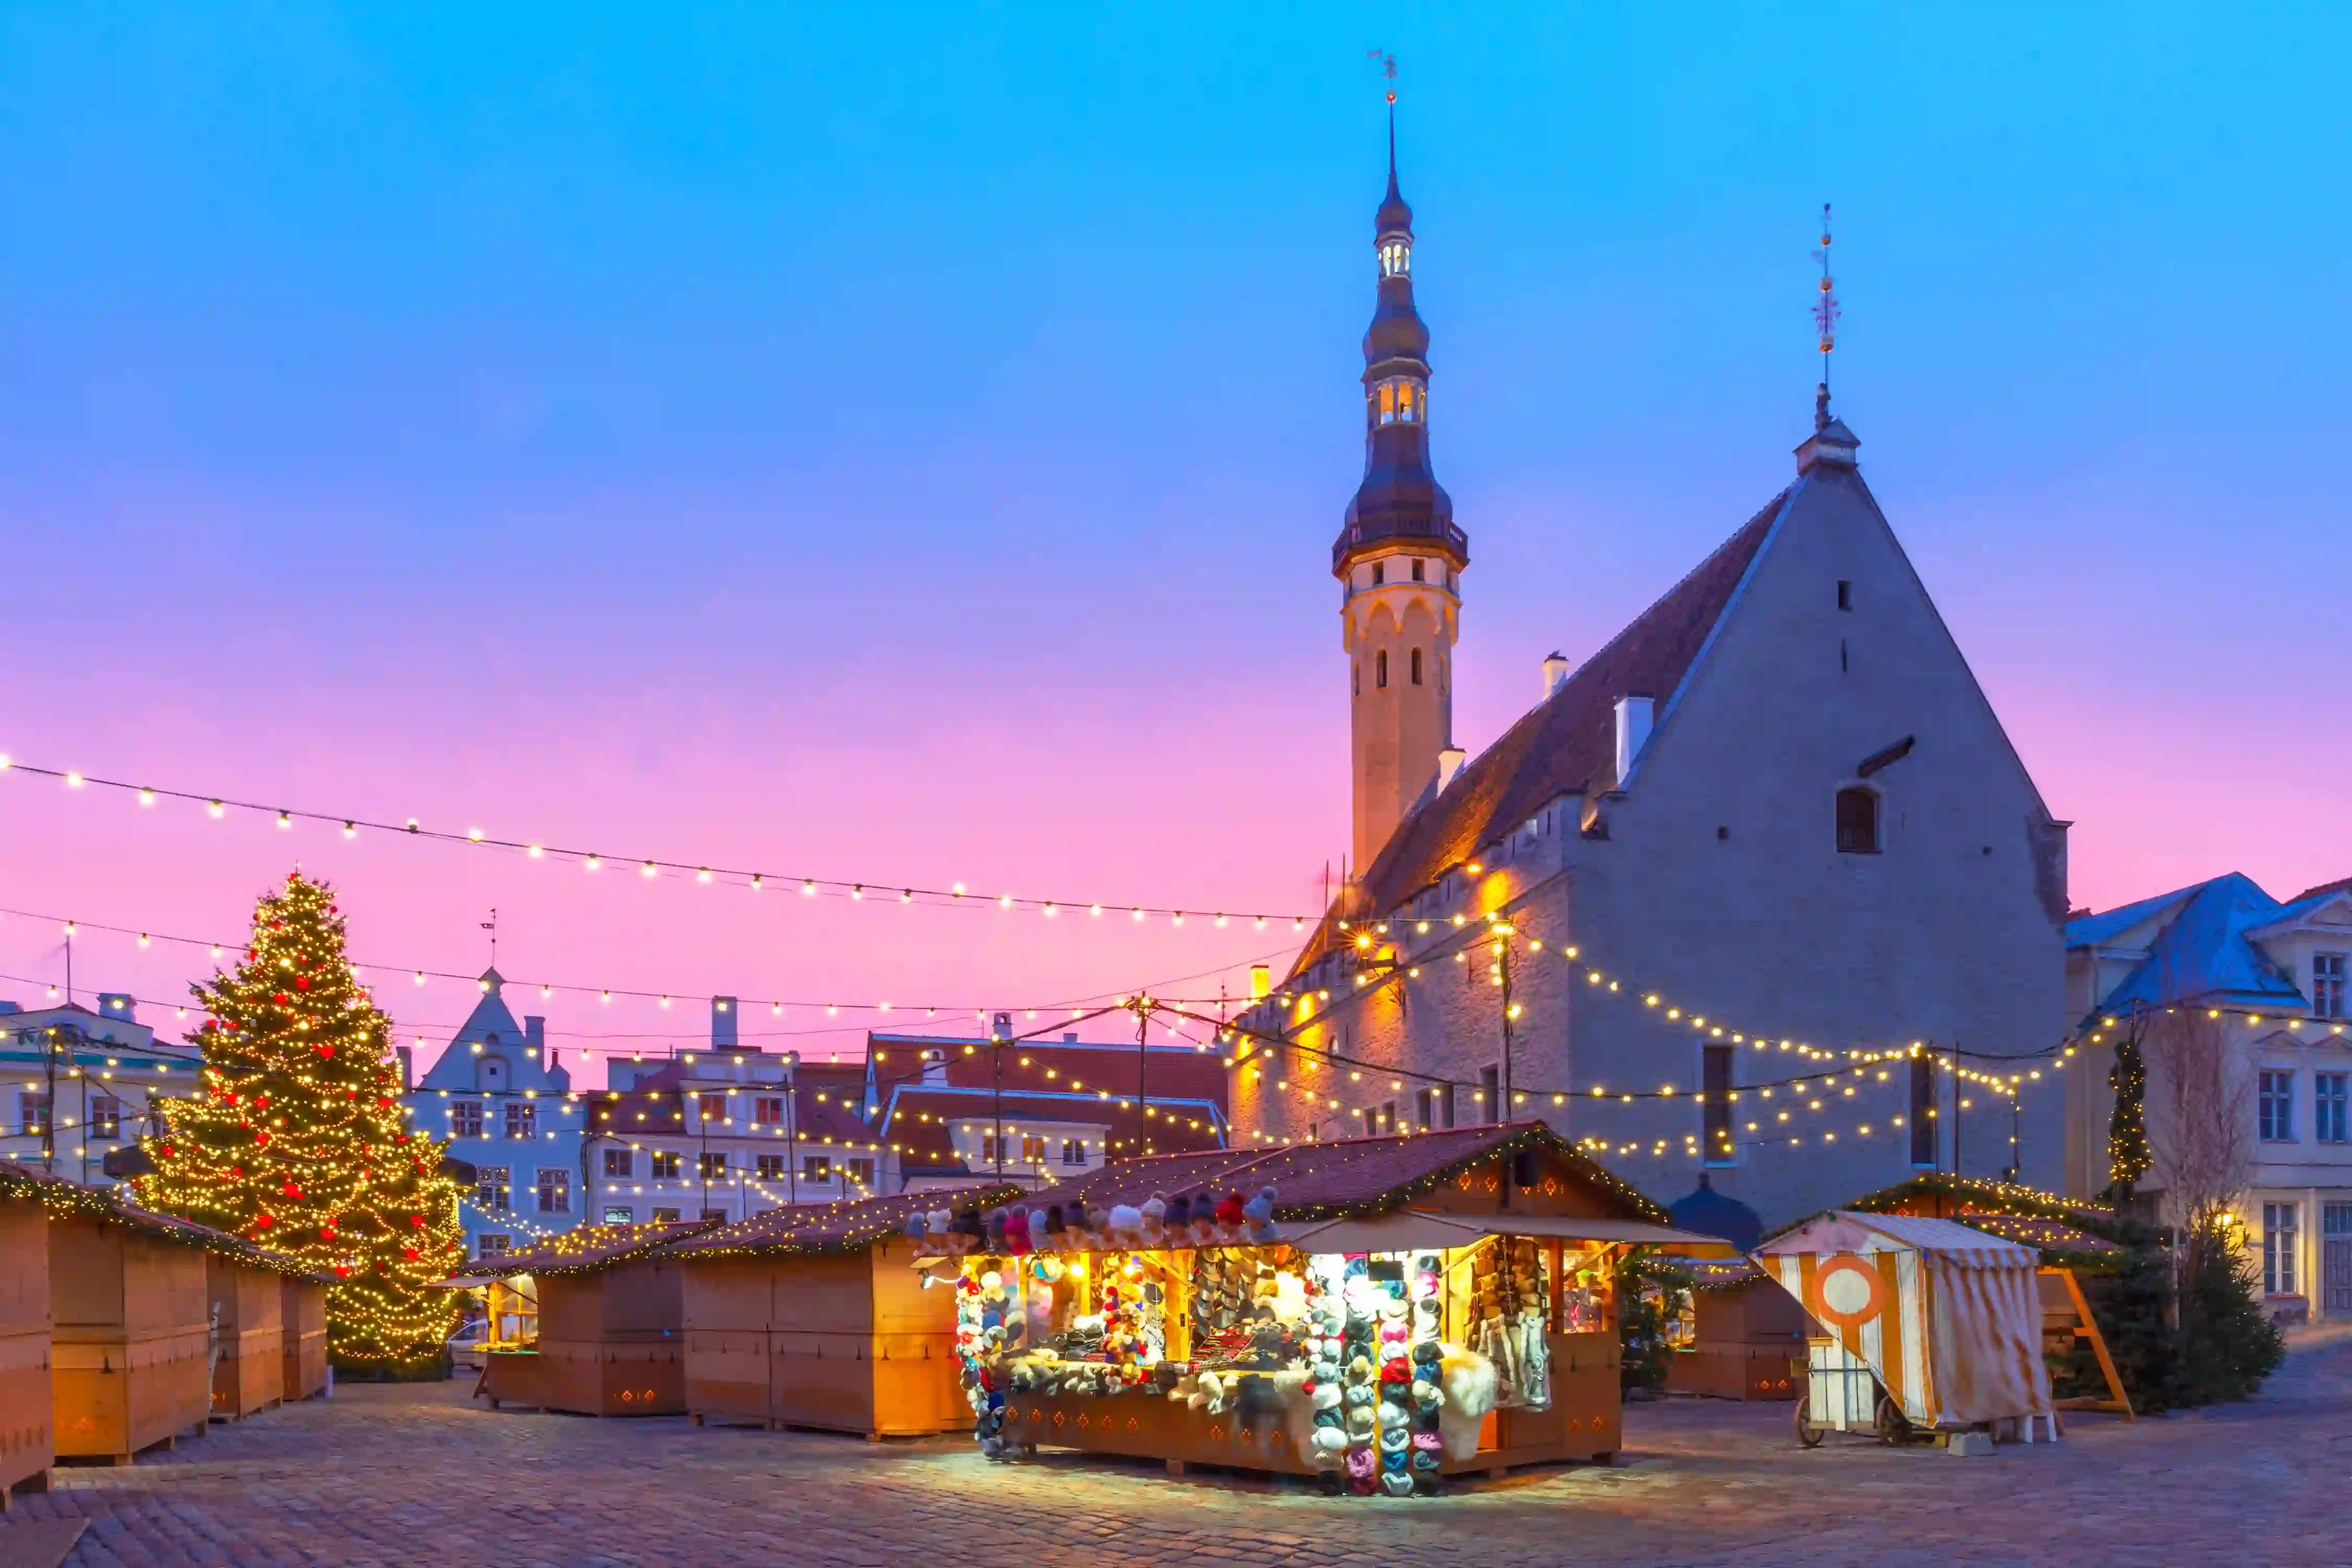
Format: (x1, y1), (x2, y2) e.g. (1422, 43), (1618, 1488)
(1411, 1431), (1443, 1451)
(1346, 1354), (1375, 1382)
(1140, 1192), (1168, 1226)
(1381, 1447), (1409, 1475)
(1414, 1298), (1440, 1331)
(1346, 1404), (1376, 1438)
(1241, 1186), (1278, 1238)
(1313, 1408), (1344, 1432)
(1411, 1447), (1441, 1472)
(1343, 1255), (1370, 1279)
(1380, 1359), (1410, 1384)
(1313, 1422), (1348, 1451)
(1312, 1382), (1342, 1411)
(1346, 1447), (1376, 1480)
(1379, 1296), (1408, 1320)
(1344, 1381), (1375, 1409)
(1378, 1399), (1408, 1429)
(1412, 1379), (1443, 1412)
(1378, 1424), (1410, 1455)
(1214, 1191), (1247, 1227)
(1411, 1341), (1443, 1368)
(1379, 1471), (1415, 1497)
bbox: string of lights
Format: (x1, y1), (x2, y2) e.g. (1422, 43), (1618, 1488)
(0, 755), (1315, 927)
(0, 901), (1294, 1039)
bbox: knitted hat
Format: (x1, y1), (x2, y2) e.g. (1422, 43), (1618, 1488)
(1379, 1471), (1415, 1496)
(1411, 1430), (1443, 1451)
(1346, 1446), (1376, 1479)
(1379, 1424), (1410, 1455)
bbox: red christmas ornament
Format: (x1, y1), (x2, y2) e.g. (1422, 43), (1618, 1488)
(257, 1213), (274, 1228)
(409, 1214), (425, 1228)
(272, 992), (289, 1005)
(255, 1132), (270, 1147)
(295, 976), (310, 990)
(317, 1045), (335, 1058)
(333, 1265), (350, 1278)
(160, 1144), (176, 1158)
(402, 1247), (419, 1261)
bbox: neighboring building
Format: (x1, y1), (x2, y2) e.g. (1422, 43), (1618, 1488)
(866, 1030), (1228, 1191)
(2063, 873), (2352, 1320)
(0, 993), (194, 1192)
(406, 969), (584, 1259)
(1232, 123), (2070, 1228)
(585, 999), (896, 1224)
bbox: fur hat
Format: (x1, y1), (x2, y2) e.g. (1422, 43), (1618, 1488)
(1313, 1425), (1348, 1455)
(1345, 1405), (1376, 1440)
(1344, 1380), (1375, 1409)
(1311, 1381), (1342, 1411)
(1378, 1399), (1408, 1429)
(1411, 1340), (1443, 1368)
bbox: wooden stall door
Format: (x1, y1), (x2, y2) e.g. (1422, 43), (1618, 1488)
(0, 1197), (53, 1496)
(681, 1260), (774, 1427)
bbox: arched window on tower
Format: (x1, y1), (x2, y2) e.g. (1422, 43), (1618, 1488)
(1410, 648), (1423, 685)
(1381, 239), (1411, 278)
(1376, 650), (1389, 689)
(1399, 384), (1420, 423)
(1377, 383), (1398, 426)
(1835, 786), (1881, 855)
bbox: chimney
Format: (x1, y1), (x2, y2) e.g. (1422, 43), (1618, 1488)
(1063, 1032), (1078, 1043)
(921, 1047), (950, 1086)
(1613, 695), (1654, 786)
(711, 996), (739, 1050)
(1434, 746), (1468, 795)
(1249, 964), (1272, 1000)
(395, 1045), (413, 1090)
(524, 1016), (546, 1066)
(1541, 652), (1570, 700)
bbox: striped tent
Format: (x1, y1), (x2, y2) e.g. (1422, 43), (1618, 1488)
(1754, 1212), (2053, 1429)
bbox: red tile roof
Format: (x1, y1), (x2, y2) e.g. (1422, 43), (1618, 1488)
(1294, 489), (1787, 971)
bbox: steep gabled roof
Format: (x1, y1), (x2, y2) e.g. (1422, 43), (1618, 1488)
(1295, 486), (1788, 971)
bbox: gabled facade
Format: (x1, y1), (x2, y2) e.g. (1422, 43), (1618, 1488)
(2065, 873), (2352, 1319)
(1233, 131), (2070, 1227)
(405, 969), (584, 1259)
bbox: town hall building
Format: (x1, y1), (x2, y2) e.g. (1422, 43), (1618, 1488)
(1233, 123), (2073, 1227)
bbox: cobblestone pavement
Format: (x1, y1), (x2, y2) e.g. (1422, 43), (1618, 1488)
(9, 1327), (2350, 1568)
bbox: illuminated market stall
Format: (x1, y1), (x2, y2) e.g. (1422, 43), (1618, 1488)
(670, 1186), (1017, 1439)
(461, 1219), (719, 1416)
(924, 1124), (1719, 1494)
(1663, 1257), (1806, 1401)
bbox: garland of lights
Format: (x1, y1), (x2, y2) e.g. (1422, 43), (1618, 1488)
(0, 756), (1313, 927)
(0, 1157), (322, 1276)
(132, 871), (468, 1370)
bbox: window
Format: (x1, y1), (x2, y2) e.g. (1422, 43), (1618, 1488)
(1376, 650), (1389, 688)
(451, 1100), (482, 1139)
(1703, 1045), (1734, 1166)
(697, 1093), (728, 1126)
(1380, 238), (1409, 277)
(754, 1096), (786, 1126)
(2320, 1074), (2349, 1144)
(536, 1169), (570, 1214)
(1375, 1101), (1397, 1135)
(650, 1151), (682, 1179)
(801, 1155), (833, 1184)
(88, 1094), (121, 1140)
(602, 1205), (633, 1225)
(1910, 1056), (1936, 1168)
(698, 1151), (729, 1180)
(1414, 1088), (1435, 1131)
(1835, 786), (1880, 854)
(476, 1167), (511, 1213)
(651, 1207), (682, 1223)
(756, 1154), (786, 1181)
(2265, 1202), (2301, 1295)
(504, 1101), (536, 1139)
(1411, 559), (1425, 583)
(1837, 579), (1853, 612)
(2260, 1070), (2297, 1142)
(2315, 952), (2348, 1020)
(701, 1208), (728, 1222)
(603, 1148), (633, 1178)
(846, 1158), (875, 1188)
(1020, 1135), (1047, 1165)
(476, 1234), (510, 1259)
(1062, 1139), (1088, 1167)
(1376, 385), (1397, 426)
(1309, 1122), (1322, 1143)
(16, 1093), (47, 1136)
(1439, 1083), (1457, 1130)
(1480, 1066), (1501, 1124)
(1410, 648), (1423, 686)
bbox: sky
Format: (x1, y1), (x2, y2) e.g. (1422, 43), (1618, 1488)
(0, 5), (2345, 1084)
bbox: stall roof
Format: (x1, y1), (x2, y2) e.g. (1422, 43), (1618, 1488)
(459, 1218), (724, 1278)
(1944, 1211), (2123, 1262)
(1006, 1123), (1667, 1225)
(0, 1158), (320, 1273)
(663, 1184), (1022, 1261)
(1283, 1210), (1730, 1256)
(1840, 1172), (2129, 1243)
(1756, 1210), (2039, 1270)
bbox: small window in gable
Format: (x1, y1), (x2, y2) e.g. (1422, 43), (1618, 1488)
(1837, 580), (1853, 611)
(1836, 786), (1880, 854)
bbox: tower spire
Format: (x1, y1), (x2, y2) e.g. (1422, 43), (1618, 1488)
(1813, 201), (1840, 430)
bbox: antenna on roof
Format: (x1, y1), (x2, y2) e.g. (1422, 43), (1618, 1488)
(480, 908), (498, 967)
(1813, 202), (1840, 431)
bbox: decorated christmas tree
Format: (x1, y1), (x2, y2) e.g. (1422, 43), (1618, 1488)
(137, 871), (465, 1371)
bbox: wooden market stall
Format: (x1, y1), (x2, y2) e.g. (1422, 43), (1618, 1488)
(0, 1162), (63, 1507)
(939, 1124), (1720, 1495)
(461, 1220), (719, 1416)
(280, 1273), (329, 1401)
(206, 1251), (288, 1420)
(1663, 1258), (1806, 1401)
(669, 1185), (1019, 1439)
(49, 1191), (255, 1464)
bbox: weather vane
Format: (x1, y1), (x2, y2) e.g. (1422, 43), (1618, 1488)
(482, 908), (498, 967)
(1368, 49), (1397, 103)
(1813, 202), (1840, 426)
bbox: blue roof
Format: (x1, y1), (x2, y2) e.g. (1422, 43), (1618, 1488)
(1666, 1177), (1762, 1252)
(2073, 872), (2309, 1020)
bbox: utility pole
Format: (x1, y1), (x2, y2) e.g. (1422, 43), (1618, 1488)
(1950, 1041), (1963, 1179)
(1496, 930), (1516, 1120)
(1135, 999), (1151, 1157)
(990, 1012), (1010, 1180)
(41, 1026), (61, 1175)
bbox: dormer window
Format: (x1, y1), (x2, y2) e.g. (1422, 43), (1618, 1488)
(1380, 238), (1410, 278)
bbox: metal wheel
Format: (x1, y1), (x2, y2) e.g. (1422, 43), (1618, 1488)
(1794, 1393), (1823, 1448)
(1874, 1393), (1912, 1446)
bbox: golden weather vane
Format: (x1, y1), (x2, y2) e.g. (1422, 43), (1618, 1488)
(1813, 202), (1841, 425)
